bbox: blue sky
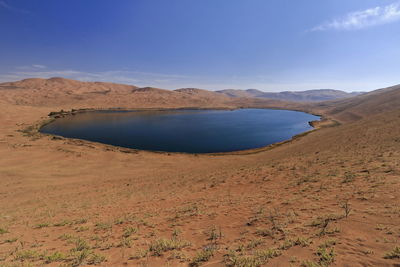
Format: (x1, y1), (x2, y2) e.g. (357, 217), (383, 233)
(0, 0), (399, 92)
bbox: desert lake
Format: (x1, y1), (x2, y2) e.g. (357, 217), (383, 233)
(40, 109), (320, 153)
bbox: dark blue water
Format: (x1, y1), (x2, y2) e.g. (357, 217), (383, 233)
(40, 109), (319, 153)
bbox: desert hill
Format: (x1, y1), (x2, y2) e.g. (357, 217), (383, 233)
(0, 78), (399, 266)
(311, 84), (400, 122)
(0, 78), (305, 110)
(217, 88), (363, 102)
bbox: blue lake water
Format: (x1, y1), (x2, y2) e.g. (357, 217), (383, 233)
(40, 109), (319, 153)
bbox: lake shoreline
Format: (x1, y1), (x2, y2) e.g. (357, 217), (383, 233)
(33, 107), (332, 156)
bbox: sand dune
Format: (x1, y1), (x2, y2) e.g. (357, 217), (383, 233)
(0, 78), (399, 266)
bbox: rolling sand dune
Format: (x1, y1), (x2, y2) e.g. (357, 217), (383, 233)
(0, 78), (399, 266)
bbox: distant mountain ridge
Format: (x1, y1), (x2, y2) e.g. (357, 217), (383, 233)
(217, 89), (364, 102)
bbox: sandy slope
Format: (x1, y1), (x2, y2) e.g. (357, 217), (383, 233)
(0, 78), (399, 266)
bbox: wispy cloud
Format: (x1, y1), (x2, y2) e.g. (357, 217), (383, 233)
(0, 0), (30, 14)
(0, 68), (193, 89)
(311, 2), (400, 31)
(16, 64), (47, 70)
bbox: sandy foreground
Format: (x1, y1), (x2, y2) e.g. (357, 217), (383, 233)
(0, 80), (400, 266)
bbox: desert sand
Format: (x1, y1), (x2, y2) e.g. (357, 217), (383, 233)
(0, 78), (399, 266)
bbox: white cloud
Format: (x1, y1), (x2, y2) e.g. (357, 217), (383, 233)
(16, 64), (47, 70)
(311, 2), (400, 31)
(32, 64), (47, 69)
(0, 68), (192, 89)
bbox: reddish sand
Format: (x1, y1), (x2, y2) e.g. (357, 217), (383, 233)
(0, 78), (399, 266)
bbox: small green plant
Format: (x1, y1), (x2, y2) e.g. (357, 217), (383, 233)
(247, 238), (264, 249)
(255, 228), (273, 237)
(15, 250), (42, 261)
(224, 251), (264, 267)
(53, 220), (72, 227)
(114, 218), (125, 225)
(384, 246), (400, 259)
(280, 237), (311, 250)
(123, 226), (138, 238)
(317, 247), (335, 265)
(74, 218), (88, 224)
(207, 226), (220, 241)
(58, 233), (76, 241)
(0, 228), (9, 234)
(149, 238), (191, 256)
(95, 222), (112, 231)
(75, 226), (89, 232)
(86, 252), (106, 265)
(172, 228), (181, 239)
(71, 238), (90, 252)
(44, 251), (66, 263)
(342, 172), (355, 183)
(319, 239), (336, 249)
(190, 247), (215, 266)
(340, 200), (352, 218)
(70, 248), (91, 266)
(310, 214), (342, 236)
(254, 248), (282, 260)
(224, 247), (281, 267)
(129, 248), (148, 260)
(117, 237), (132, 248)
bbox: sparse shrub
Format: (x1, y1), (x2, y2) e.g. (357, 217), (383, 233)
(123, 226), (138, 238)
(15, 250), (42, 261)
(247, 238), (264, 249)
(224, 247), (281, 267)
(340, 200), (352, 218)
(342, 172), (355, 183)
(53, 220), (72, 227)
(117, 237), (132, 248)
(294, 237), (312, 247)
(95, 222), (112, 231)
(44, 251), (66, 263)
(71, 238), (90, 252)
(207, 225), (222, 242)
(74, 218), (88, 224)
(86, 252), (106, 265)
(319, 239), (336, 249)
(169, 251), (188, 261)
(254, 248), (281, 260)
(255, 228), (273, 237)
(317, 247), (335, 265)
(280, 237), (311, 250)
(172, 228), (181, 239)
(224, 251), (263, 267)
(70, 248), (91, 266)
(384, 246), (400, 259)
(129, 248), (148, 260)
(149, 238), (191, 256)
(114, 218), (125, 225)
(75, 226), (89, 232)
(0, 228), (9, 234)
(190, 246), (215, 266)
(58, 233), (76, 241)
(309, 214), (342, 236)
